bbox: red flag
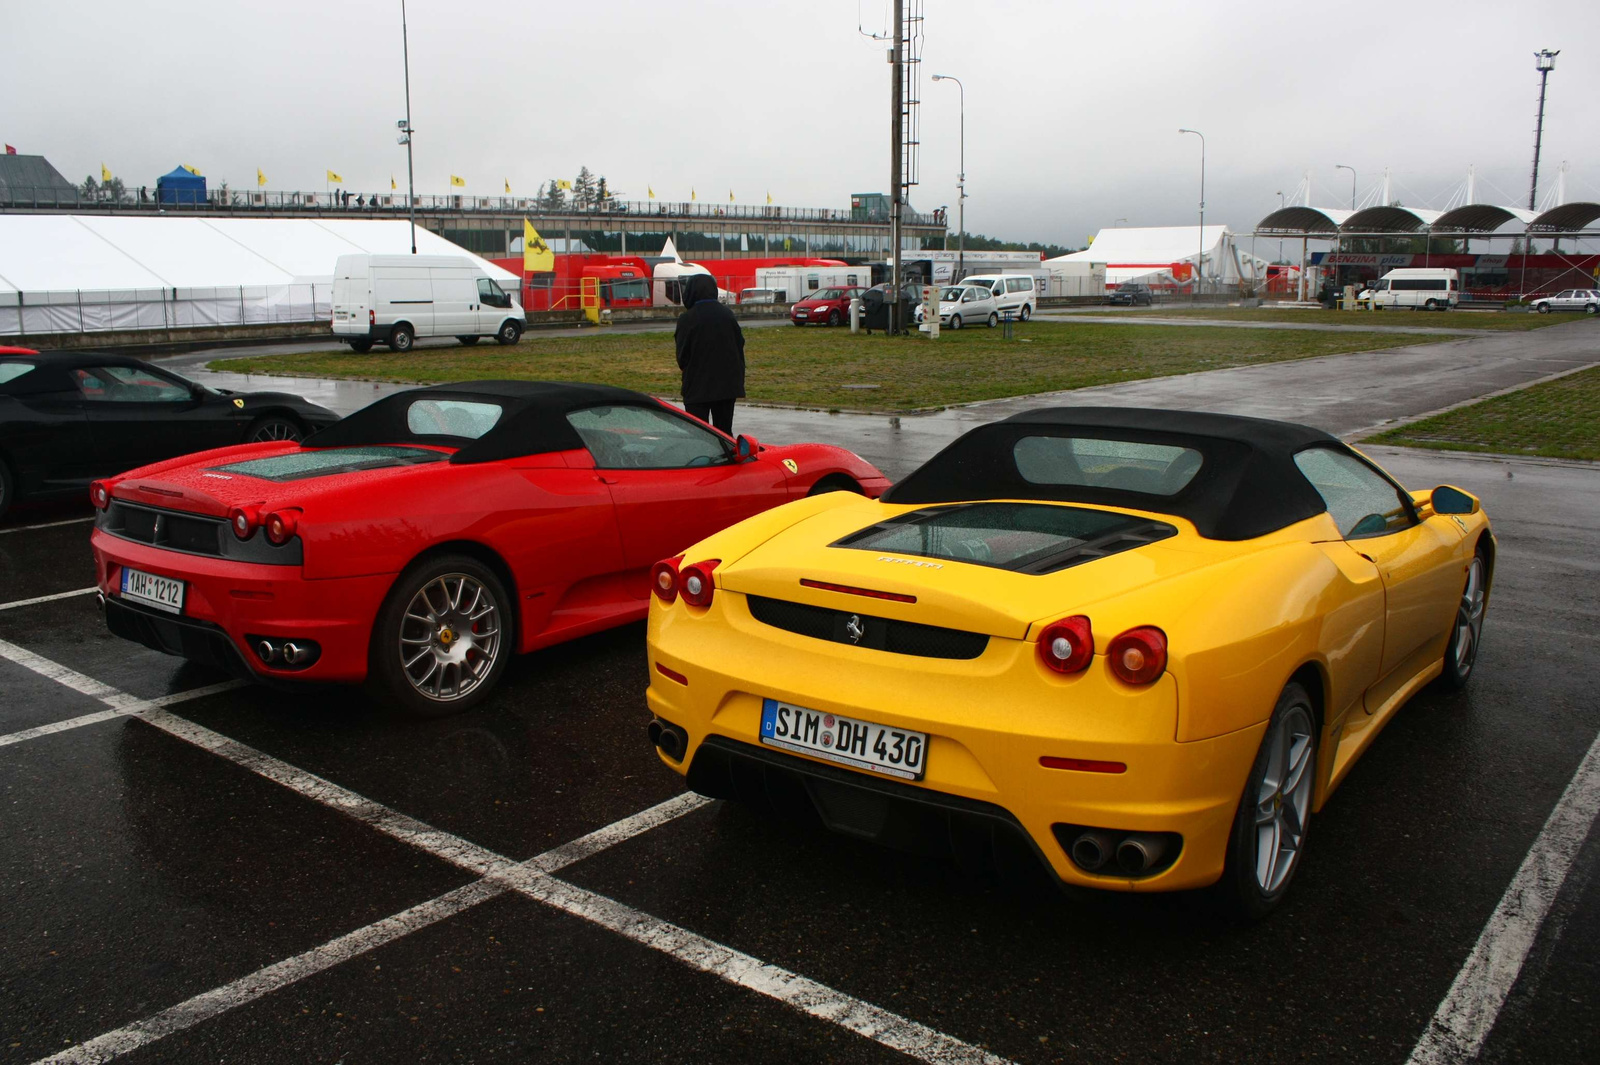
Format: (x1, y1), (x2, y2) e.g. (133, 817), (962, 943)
(3, 145), (16, 155)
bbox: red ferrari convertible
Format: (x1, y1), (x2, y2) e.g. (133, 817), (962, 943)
(90, 381), (889, 714)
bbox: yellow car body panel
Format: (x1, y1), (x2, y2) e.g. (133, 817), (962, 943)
(649, 457), (1494, 894)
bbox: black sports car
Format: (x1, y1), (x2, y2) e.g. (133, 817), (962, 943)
(0, 348), (340, 520)
(1107, 282), (1155, 307)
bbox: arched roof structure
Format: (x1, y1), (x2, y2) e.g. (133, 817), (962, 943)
(1431, 204), (1537, 231)
(1255, 202), (1600, 235)
(1254, 206), (1352, 234)
(1341, 205), (1442, 231)
(1528, 202), (1600, 231)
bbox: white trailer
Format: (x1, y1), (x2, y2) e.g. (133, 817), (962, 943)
(754, 265), (871, 304)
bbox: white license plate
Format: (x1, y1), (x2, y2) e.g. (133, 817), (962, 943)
(759, 698), (928, 781)
(121, 567), (185, 614)
(794, 312), (808, 318)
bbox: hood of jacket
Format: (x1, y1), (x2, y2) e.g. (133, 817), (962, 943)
(681, 273), (719, 306)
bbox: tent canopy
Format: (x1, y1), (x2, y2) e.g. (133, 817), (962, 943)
(1047, 225), (1244, 285)
(156, 165), (206, 205)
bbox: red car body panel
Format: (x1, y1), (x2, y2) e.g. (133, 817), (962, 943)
(790, 287), (864, 326)
(91, 389), (889, 685)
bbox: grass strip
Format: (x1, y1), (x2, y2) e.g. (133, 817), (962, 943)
(1367, 364), (1600, 461)
(1110, 308), (1591, 331)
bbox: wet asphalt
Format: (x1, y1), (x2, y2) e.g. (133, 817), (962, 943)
(3, 324), (1598, 1063)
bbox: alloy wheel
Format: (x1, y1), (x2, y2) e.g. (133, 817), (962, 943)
(1453, 557), (1486, 679)
(397, 573), (503, 703)
(1253, 703), (1314, 894)
(249, 418), (301, 442)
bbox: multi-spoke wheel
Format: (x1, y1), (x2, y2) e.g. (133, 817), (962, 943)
(1218, 681), (1317, 920)
(371, 555), (512, 717)
(246, 415), (304, 443)
(1440, 552), (1488, 689)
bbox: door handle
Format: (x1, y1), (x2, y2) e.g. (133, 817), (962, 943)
(595, 475), (617, 485)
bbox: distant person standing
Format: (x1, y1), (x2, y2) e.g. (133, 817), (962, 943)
(674, 273), (744, 435)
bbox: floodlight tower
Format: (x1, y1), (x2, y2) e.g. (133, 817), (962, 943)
(398, 0), (417, 254)
(1529, 49), (1559, 211)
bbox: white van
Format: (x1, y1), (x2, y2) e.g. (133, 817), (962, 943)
(331, 254), (524, 352)
(1360, 268), (1459, 311)
(958, 273), (1039, 320)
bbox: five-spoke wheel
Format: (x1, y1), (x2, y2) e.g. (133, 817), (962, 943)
(1219, 682), (1317, 920)
(1441, 552), (1487, 689)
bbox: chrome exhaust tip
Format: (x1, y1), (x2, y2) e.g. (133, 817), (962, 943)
(281, 641), (307, 666)
(255, 639), (277, 664)
(95, 592), (106, 611)
(1070, 830), (1118, 872)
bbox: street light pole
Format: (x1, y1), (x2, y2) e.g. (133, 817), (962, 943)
(932, 74), (965, 281)
(1334, 164), (1356, 210)
(1178, 128), (1204, 297)
(399, 0), (417, 254)
(1529, 49), (1559, 211)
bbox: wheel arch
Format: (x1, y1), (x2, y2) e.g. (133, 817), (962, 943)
(386, 539), (521, 647)
(389, 319), (415, 337)
(242, 407), (306, 433)
(807, 472), (863, 496)
(1286, 660), (1327, 740)
(1474, 530), (1496, 600)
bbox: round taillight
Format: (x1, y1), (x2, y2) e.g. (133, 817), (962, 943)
(1108, 626), (1167, 685)
(90, 481), (110, 509)
(264, 509), (299, 546)
(1037, 615), (1093, 674)
(679, 559), (720, 608)
(651, 556), (684, 604)
(228, 507), (254, 540)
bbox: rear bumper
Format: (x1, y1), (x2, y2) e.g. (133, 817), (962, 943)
(92, 528), (394, 683)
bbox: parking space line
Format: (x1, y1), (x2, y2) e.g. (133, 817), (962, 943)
(5, 641), (1010, 1065)
(0, 587), (98, 612)
(0, 516), (95, 535)
(0, 680), (247, 749)
(1406, 728), (1600, 1064)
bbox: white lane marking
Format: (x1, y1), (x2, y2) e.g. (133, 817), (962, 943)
(32, 794), (710, 1065)
(1406, 728), (1600, 1064)
(5, 642), (1008, 1065)
(0, 678), (247, 749)
(0, 587), (98, 612)
(0, 516), (95, 535)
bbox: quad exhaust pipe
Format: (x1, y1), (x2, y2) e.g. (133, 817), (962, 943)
(648, 718), (689, 762)
(1069, 830), (1118, 872)
(1064, 827), (1180, 877)
(1115, 833), (1171, 876)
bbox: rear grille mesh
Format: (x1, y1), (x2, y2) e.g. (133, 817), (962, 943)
(103, 502), (224, 556)
(746, 595), (988, 660)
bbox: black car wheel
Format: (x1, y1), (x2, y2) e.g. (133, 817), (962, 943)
(1440, 551), (1488, 690)
(948, 314), (963, 330)
(827, 309), (841, 327)
(1537, 303), (1551, 314)
(1587, 304), (1597, 315)
(246, 415), (305, 443)
(987, 312), (999, 328)
(390, 323), (415, 352)
(349, 339), (374, 353)
(496, 320), (522, 345)
(457, 335), (481, 346)
(806, 475), (863, 497)
(0, 459), (14, 523)
(1019, 304), (1032, 321)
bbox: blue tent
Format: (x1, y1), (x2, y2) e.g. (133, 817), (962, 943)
(156, 165), (206, 205)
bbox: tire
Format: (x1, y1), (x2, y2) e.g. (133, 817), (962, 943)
(496, 320), (522, 346)
(1425, 299), (1439, 311)
(0, 459), (14, 523)
(457, 335), (481, 346)
(1439, 551), (1488, 690)
(806, 475), (863, 497)
(793, 320), (805, 327)
(369, 554), (513, 718)
(246, 414), (305, 443)
(1216, 681), (1318, 921)
(1020, 304), (1033, 321)
(349, 339), (374, 354)
(1586, 304), (1597, 315)
(389, 323), (415, 352)
(987, 312), (999, 328)
(949, 314), (963, 330)
(1537, 303), (1551, 314)
(827, 309), (841, 327)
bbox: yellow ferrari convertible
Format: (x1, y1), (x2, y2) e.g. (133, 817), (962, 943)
(645, 408), (1493, 917)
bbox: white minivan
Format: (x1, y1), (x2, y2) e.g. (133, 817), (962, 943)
(959, 273), (1039, 320)
(1360, 268), (1459, 311)
(332, 254), (524, 352)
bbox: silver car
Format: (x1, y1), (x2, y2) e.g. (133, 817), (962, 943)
(1530, 288), (1600, 314)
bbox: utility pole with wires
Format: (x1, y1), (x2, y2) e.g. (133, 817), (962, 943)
(862, 0), (922, 334)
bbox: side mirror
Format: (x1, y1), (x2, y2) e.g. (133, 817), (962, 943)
(1431, 485), (1481, 515)
(734, 434), (758, 461)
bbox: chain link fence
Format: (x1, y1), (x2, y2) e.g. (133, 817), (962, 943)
(0, 285), (329, 335)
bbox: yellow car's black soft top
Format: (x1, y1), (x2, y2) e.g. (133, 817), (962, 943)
(884, 407), (1354, 541)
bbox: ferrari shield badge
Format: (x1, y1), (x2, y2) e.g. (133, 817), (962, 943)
(782, 459), (798, 474)
(232, 398), (245, 408)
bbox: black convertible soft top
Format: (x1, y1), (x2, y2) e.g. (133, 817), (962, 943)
(302, 380), (654, 463)
(0, 352), (167, 396)
(883, 407), (1354, 540)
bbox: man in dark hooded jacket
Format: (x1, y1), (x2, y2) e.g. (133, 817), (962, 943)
(674, 273), (745, 434)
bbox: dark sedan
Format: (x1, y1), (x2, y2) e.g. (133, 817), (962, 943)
(0, 348), (339, 520)
(1107, 282), (1155, 306)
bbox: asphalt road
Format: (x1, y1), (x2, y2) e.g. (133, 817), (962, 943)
(3, 327), (1598, 1064)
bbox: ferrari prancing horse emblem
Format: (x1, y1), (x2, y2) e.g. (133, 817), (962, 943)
(845, 614), (864, 644)
(783, 459), (798, 474)
(232, 398), (244, 408)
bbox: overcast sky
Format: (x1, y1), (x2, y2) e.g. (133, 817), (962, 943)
(5, 0), (1597, 247)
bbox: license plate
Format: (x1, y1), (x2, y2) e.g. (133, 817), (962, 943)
(794, 312), (807, 318)
(759, 698), (928, 781)
(121, 567), (185, 614)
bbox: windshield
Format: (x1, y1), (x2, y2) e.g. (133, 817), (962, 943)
(833, 502), (1176, 574)
(808, 288), (845, 301)
(940, 287), (965, 301)
(211, 445), (446, 483)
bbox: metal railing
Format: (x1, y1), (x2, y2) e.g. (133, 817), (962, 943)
(1, 284), (329, 336)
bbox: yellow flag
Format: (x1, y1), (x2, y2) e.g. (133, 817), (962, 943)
(326, 169), (343, 183)
(182, 164), (202, 176)
(451, 175), (466, 188)
(257, 168), (267, 187)
(729, 189), (735, 203)
(767, 191), (773, 205)
(647, 185), (655, 199)
(523, 218), (554, 273)
(691, 187), (696, 201)
(504, 178), (511, 193)
(391, 175), (397, 190)
(101, 163), (112, 182)
(556, 179), (572, 191)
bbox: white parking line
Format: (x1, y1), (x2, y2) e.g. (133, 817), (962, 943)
(0, 516), (95, 535)
(1406, 728), (1600, 1064)
(0, 680), (247, 749)
(0, 587), (98, 612)
(2, 641), (1009, 1065)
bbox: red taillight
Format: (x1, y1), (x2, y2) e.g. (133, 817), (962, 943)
(679, 559), (720, 608)
(368, 308), (376, 326)
(1037, 615), (1093, 674)
(263, 509), (300, 546)
(89, 480), (111, 509)
(1108, 626), (1167, 685)
(655, 662), (688, 685)
(651, 555), (684, 603)
(1039, 756), (1127, 774)
(228, 506), (255, 540)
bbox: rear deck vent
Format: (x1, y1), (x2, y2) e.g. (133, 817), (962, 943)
(747, 595), (988, 660)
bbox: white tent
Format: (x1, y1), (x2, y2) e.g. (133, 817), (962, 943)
(1047, 225), (1255, 291)
(0, 216), (517, 335)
